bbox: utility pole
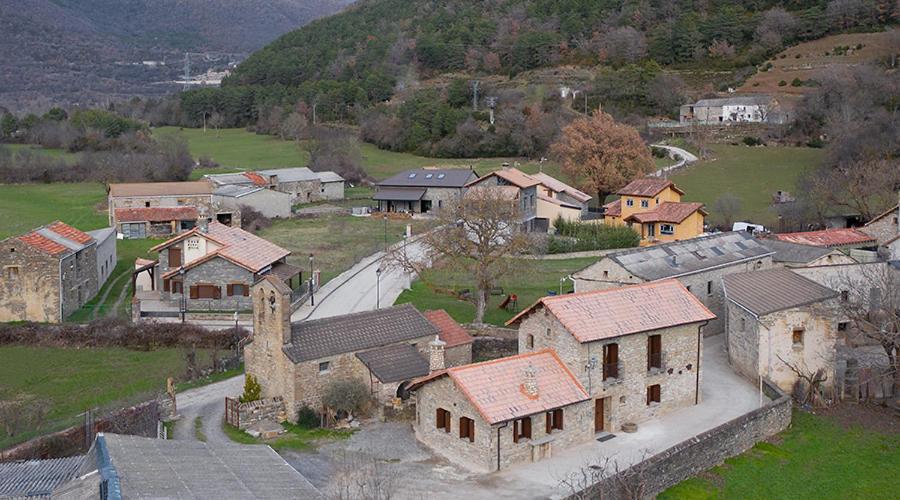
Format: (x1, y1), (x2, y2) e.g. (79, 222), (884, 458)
(486, 97), (497, 125)
(471, 80), (480, 111)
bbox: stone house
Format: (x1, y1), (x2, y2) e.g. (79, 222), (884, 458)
(88, 227), (118, 287)
(206, 167), (346, 204)
(572, 231), (775, 335)
(602, 178), (706, 245)
(860, 199), (899, 259)
(212, 184), (292, 219)
(679, 95), (786, 124)
(466, 167), (542, 231)
(0, 221), (114, 322)
(761, 239), (857, 268)
(374, 168), (478, 214)
(508, 280), (716, 436)
(423, 309), (474, 367)
(723, 268), (838, 393)
(108, 181), (241, 238)
(150, 221), (299, 312)
(410, 349), (592, 473)
(245, 276), (471, 419)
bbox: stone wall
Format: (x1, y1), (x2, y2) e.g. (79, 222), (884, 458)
(0, 239), (60, 322)
(725, 302), (761, 384)
(859, 208), (898, 245)
(467, 324), (518, 362)
(445, 343), (472, 367)
(237, 397), (286, 430)
(567, 380), (792, 500)
(162, 257), (255, 311)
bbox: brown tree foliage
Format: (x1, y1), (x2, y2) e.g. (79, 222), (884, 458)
(550, 111), (653, 203)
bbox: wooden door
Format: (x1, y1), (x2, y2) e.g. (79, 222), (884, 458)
(594, 398), (605, 432)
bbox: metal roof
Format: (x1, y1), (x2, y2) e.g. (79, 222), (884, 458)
(372, 187), (427, 201)
(108, 181), (212, 197)
(315, 171), (345, 183)
(723, 268), (837, 317)
(0, 456), (82, 499)
(760, 239), (837, 264)
(694, 95), (773, 107)
(213, 184), (266, 198)
(596, 232), (775, 281)
(284, 304), (438, 363)
(378, 168), (477, 188)
(355, 343), (430, 383)
(256, 167), (320, 183)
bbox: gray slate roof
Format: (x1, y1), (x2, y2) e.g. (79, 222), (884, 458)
(315, 171), (345, 183)
(694, 95), (773, 107)
(373, 187), (426, 201)
(722, 268), (837, 317)
(257, 167), (320, 183)
(600, 232), (775, 281)
(100, 433), (322, 499)
(761, 239), (835, 264)
(0, 456), (82, 499)
(356, 343), (430, 383)
(378, 168), (477, 188)
(284, 303), (439, 363)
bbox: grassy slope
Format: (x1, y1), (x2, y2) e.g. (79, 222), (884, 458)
(660, 410), (899, 499)
(67, 239), (156, 321)
(0, 183), (108, 239)
(671, 144), (823, 226)
(395, 257), (596, 326)
(0, 345), (199, 448)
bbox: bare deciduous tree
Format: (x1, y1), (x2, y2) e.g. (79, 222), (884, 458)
(559, 451), (652, 500)
(713, 192), (742, 230)
(327, 451), (397, 500)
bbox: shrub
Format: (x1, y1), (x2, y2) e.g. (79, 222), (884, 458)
(240, 374), (262, 403)
(296, 405), (320, 429)
(790, 78), (804, 87)
(778, 80), (787, 86)
(322, 378), (370, 417)
(548, 219), (640, 254)
(806, 137), (825, 148)
(650, 146), (667, 158)
(742, 136), (763, 146)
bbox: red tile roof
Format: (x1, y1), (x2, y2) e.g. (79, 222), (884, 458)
(603, 199), (621, 217)
(415, 349), (589, 425)
(46, 222), (93, 244)
(158, 222), (290, 276)
(424, 310), (473, 347)
(17, 232), (69, 256)
(617, 178), (684, 198)
(625, 202), (707, 224)
(531, 172), (592, 203)
(115, 207), (199, 223)
(507, 280), (716, 342)
(243, 172), (268, 186)
(772, 228), (876, 248)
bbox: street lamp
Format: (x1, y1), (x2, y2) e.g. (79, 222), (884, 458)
(308, 254), (315, 306)
(375, 267), (382, 309)
(178, 268), (186, 323)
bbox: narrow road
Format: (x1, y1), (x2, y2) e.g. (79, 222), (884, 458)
(651, 144), (698, 177)
(171, 374), (244, 445)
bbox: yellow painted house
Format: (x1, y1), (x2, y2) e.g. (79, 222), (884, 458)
(603, 178), (707, 245)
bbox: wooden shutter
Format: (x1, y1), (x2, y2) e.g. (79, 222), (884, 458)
(189, 285), (199, 299)
(444, 411), (452, 433)
(546, 412), (552, 434)
(459, 418), (466, 439)
(467, 418), (475, 442)
(554, 409), (564, 430)
(243, 284), (250, 297)
(436, 409), (444, 430)
(163, 279), (170, 292)
(523, 417), (531, 439)
(513, 420), (520, 443)
(227, 284), (234, 296)
(213, 286), (222, 299)
(169, 248), (181, 267)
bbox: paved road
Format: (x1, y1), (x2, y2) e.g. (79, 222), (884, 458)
(651, 144), (698, 177)
(171, 374), (244, 445)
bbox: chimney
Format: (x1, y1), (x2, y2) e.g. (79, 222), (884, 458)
(429, 336), (446, 372)
(522, 363), (539, 399)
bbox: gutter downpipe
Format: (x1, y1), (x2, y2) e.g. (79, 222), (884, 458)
(695, 320), (708, 405)
(497, 421), (509, 471)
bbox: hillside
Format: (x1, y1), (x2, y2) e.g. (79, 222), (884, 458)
(0, 0), (353, 113)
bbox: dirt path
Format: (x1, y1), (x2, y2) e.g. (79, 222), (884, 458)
(89, 270), (130, 320)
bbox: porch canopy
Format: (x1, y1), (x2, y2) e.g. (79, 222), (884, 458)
(373, 187), (426, 202)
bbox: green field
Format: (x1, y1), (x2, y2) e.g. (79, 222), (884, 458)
(660, 410), (899, 499)
(395, 257), (596, 326)
(222, 421), (352, 451)
(671, 144), (824, 227)
(0, 182), (108, 239)
(0, 345), (204, 448)
(4, 144), (79, 163)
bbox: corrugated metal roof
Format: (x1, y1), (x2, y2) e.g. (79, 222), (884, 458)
(213, 184), (266, 198)
(256, 167), (320, 183)
(0, 456), (83, 498)
(723, 268), (837, 316)
(315, 171), (345, 183)
(284, 304), (438, 363)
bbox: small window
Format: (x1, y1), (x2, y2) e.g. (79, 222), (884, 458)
(707, 281), (713, 296)
(840, 290), (849, 302)
(626, 199), (634, 207)
(656, 197), (660, 205)
(602, 343), (619, 380)
(408, 173), (417, 179)
(603, 270), (609, 278)
(838, 321), (848, 332)
(5, 266), (19, 280)
(647, 334), (662, 371)
(145, 201), (151, 207)
(686, 285), (692, 292)
(437, 173), (446, 179)
(229, 284), (248, 296)
(740, 317), (746, 331)
(171, 280), (183, 294)
(647, 384), (661, 405)
(526, 334), (534, 349)
(513, 417), (532, 443)
(640, 200), (649, 208)
(792, 328), (804, 346)
(318, 361), (330, 373)
(425, 173), (433, 179)
(436, 408), (451, 432)
(660, 224), (675, 235)
(545, 328), (551, 337)
(459, 416), (475, 442)
(545, 409), (564, 432)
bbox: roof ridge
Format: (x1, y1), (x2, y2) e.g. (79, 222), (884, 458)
(291, 302), (418, 328)
(448, 347), (556, 374)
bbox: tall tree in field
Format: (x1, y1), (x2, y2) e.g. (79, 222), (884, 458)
(551, 111), (653, 204)
(387, 186), (530, 325)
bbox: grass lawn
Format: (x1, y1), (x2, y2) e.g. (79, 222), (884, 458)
(671, 144), (824, 227)
(660, 410), (899, 499)
(68, 239), (156, 322)
(257, 215), (435, 285)
(0, 345), (207, 448)
(0, 182), (108, 239)
(222, 421), (352, 451)
(395, 257), (596, 326)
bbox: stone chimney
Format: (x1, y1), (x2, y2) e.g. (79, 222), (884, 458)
(429, 336), (446, 372)
(522, 363), (539, 399)
(198, 207), (209, 233)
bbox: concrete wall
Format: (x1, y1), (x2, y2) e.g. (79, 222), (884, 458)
(0, 239), (61, 322)
(215, 189), (291, 219)
(568, 380), (791, 500)
(517, 311), (704, 433)
(725, 303), (760, 384)
(93, 229), (117, 288)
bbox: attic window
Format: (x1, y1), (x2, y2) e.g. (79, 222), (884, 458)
(425, 173), (434, 179)
(437, 173), (446, 179)
(408, 173), (417, 178)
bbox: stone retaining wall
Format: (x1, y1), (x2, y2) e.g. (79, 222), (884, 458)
(567, 379), (792, 499)
(466, 324), (519, 362)
(237, 397), (286, 430)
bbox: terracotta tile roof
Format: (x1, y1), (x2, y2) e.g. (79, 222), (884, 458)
(17, 231), (69, 256)
(115, 207), (199, 223)
(625, 202), (707, 224)
(723, 268), (837, 316)
(771, 228), (876, 248)
(415, 349), (589, 425)
(156, 222), (290, 274)
(424, 310), (473, 347)
(468, 168), (541, 189)
(108, 181), (212, 197)
(617, 178), (684, 197)
(531, 172), (592, 203)
(603, 199), (621, 217)
(507, 280), (716, 342)
(243, 172), (269, 186)
(46, 222), (93, 244)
